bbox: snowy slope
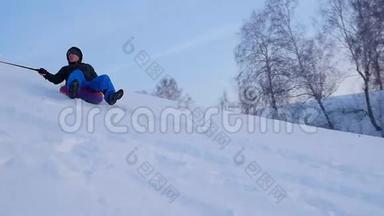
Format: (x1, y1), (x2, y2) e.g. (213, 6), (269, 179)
(1, 65), (384, 216)
(267, 91), (384, 138)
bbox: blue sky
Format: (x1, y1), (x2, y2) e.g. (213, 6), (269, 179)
(0, 0), (319, 106)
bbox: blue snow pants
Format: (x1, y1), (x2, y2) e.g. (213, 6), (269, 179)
(66, 69), (116, 100)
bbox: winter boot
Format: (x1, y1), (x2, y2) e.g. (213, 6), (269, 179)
(107, 89), (124, 105)
(68, 80), (80, 99)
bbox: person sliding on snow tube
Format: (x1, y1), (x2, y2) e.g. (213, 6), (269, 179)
(38, 47), (124, 105)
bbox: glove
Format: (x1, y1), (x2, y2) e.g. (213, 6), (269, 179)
(38, 68), (48, 76)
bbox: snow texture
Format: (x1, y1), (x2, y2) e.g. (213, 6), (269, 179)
(0, 65), (383, 216)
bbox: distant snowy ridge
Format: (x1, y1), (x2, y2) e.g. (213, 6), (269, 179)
(252, 90), (384, 138)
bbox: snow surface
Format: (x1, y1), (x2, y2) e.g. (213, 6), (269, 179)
(0, 65), (384, 216)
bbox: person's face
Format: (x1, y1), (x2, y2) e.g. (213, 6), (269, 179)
(68, 54), (80, 63)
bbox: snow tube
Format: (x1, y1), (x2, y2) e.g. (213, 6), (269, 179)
(59, 86), (103, 104)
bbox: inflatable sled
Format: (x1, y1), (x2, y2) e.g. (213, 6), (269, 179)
(60, 86), (103, 104)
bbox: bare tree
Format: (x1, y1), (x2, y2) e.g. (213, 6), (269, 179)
(368, 0), (384, 90)
(294, 35), (339, 129)
(219, 91), (230, 111)
(152, 77), (182, 101)
(325, 0), (383, 131)
(235, 10), (293, 117)
(266, 0), (338, 129)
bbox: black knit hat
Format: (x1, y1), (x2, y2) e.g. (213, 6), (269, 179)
(66, 47), (83, 63)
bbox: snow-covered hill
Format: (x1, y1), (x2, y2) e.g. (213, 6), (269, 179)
(269, 91), (384, 138)
(1, 65), (384, 216)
